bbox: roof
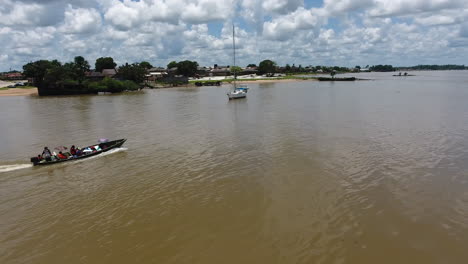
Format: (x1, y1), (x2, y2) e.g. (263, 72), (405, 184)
(102, 69), (117, 76)
(86, 71), (104, 77)
(148, 67), (167, 72)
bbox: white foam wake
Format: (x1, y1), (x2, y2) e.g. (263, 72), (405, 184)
(71, 147), (128, 164)
(0, 148), (127, 172)
(0, 164), (33, 173)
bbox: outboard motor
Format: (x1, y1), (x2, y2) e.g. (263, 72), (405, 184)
(30, 157), (40, 165)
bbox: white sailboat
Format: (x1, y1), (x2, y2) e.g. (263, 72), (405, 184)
(227, 25), (248, 100)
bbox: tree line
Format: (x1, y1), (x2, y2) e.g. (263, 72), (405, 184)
(398, 65), (467, 71)
(23, 56), (151, 95)
(23, 54), (467, 96)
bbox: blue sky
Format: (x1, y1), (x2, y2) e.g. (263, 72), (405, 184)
(0, 0), (468, 71)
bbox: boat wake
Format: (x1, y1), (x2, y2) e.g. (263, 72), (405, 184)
(0, 164), (33, 173)
(0, 148), (127, 172)
(71, 147), (128, 164)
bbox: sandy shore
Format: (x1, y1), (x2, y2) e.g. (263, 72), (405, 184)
(0, 88), (38, 96)
(149, 77), (317, 89)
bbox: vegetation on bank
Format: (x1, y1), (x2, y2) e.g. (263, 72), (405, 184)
(15, 54), (468, 96)
(397, 64), (468, 70)
(167, 60), (199, 76)
(369, 65), (395, 72)
(23, 56), (145, 95)
(368, 64), (467, 72)
(188, 75), (319, 84)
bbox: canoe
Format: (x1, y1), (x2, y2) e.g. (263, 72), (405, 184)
(318, 77), (356, 81)
(30, 139), (126, 166)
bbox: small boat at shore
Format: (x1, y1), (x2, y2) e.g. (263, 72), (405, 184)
(30, 139), (126, 166)
(318, 77), (356, 81)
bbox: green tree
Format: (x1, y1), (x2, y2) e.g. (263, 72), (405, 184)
(117, 63), (146, 83)
(176, 60), (198, 77)
(230, 66), (242, 77)
(140, 61), (153, 70)
(73, 56), (90, 84)
(285, 64), (291, 72)
(43, 62), (72, 87)
(23, 60), (60, 88)
(369, 65), (395, 72)
(167, 61), (178, 69)
(95, 57), (117, 72)
(258, 59), (277, 75)
(247, 64), (256, 68)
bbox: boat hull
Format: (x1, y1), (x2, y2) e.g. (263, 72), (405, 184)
(227, 87), (248, 99)
(227, 92), (246, 99)
(318, 77), (356, 81)
(31, 139), (126, 166)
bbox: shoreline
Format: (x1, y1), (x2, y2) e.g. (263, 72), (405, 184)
(233, 78), (317, 84)
(0, 78), (316, 96)
(148, 77), (318, 89)
(0, 88), (38, 97)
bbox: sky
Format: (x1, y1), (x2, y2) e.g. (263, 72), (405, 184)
(1, 0), (468, 71)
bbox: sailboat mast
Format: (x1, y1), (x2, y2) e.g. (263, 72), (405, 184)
(233, 25), (236, 82)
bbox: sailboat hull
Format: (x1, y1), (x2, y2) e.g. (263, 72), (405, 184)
(227, 91), (247, 99)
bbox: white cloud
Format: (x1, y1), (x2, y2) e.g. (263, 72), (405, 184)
(60, 5), (101, 34)
(368, 0), (468, 17)
(323, 0), (374, 15)
(263, 7), (326, 40)
(10, 27), (57, 48)
(1, 0), (468, 71)
(181, 0), (234, 24)
(460, 22), (468, 38)
(104, 0), (141, 30)
(262, 0), (303, 15)
(0, 54), (9, 63)
(414, 14), (457, 26)
(0, 1), (48, 26)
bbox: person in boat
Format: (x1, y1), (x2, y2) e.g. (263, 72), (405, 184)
(70, 145), (77, 157)
(42, 147), (52, 161)
(75, 148), (83, 157)
(57, 151), (67, 160)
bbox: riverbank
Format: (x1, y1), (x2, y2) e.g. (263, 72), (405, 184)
(230, 78), (317, 83)
(0, 78), (317, 96)
(190, 75), (319, 83)
(146, 77), (317, 89)
(0, 87), (38, 96)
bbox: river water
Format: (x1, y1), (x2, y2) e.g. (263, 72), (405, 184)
(1, 71), (468, 263)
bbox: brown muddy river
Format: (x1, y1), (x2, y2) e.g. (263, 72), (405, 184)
(1, 71), (468, 263)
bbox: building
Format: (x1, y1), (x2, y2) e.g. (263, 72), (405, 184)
(102, 69), (117, 78)
(85, 71), (105, 81)
(146, 67), (168, 81)
(85, 69), (117, 81)
(1, 72), (24, 80)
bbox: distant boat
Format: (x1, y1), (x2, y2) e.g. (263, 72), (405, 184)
(30, 139), (126, 166)
(227, 25), (248, 100)
(393, 72), (414, 77)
